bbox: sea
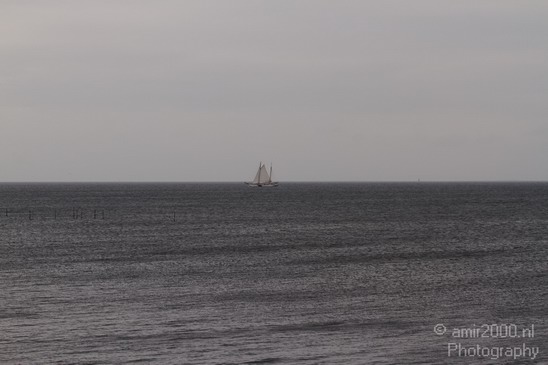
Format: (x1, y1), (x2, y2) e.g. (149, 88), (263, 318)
(1, 182), (547, 365)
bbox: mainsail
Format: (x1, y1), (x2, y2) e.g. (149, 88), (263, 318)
(252, 164), (271, 184)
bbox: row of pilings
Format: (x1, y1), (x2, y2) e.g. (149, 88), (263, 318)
(2, 208), (106, 220)
(1, 208), (179, 221)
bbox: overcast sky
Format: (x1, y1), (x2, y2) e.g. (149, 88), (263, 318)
(1, 1), (547, 181)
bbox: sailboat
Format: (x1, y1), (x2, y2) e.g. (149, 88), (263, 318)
(245, 162), (279, 187)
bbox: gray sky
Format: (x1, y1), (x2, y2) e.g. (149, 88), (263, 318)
(1, 1), (547, 181)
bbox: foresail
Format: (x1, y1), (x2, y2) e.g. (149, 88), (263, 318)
(252, 168), (261, 184)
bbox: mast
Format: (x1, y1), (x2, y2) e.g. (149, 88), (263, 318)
(269, 163), (273, 184)
(258, 161), (262, 185)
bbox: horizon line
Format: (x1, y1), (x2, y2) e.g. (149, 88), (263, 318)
(0, 180), (547, 184)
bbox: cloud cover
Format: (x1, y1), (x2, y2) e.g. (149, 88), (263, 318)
(1, 0), (547, 181)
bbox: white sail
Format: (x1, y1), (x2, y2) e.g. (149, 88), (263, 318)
(247, 162), (278, 187)
(252, 164), (271, 184)
(260, 164), (270, 183)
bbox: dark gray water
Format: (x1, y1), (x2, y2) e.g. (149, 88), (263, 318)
(1, 183), (547, 364)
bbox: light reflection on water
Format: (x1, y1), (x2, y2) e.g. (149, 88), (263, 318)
(0, 183), (547, 364)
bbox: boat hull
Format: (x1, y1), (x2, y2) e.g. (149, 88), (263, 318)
(245, 182), (279, 187)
